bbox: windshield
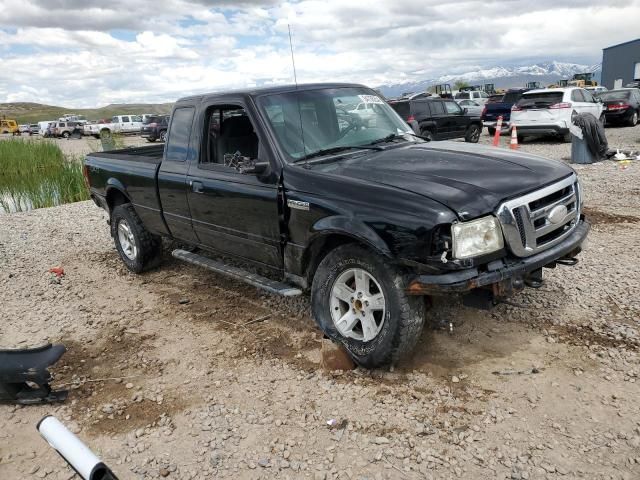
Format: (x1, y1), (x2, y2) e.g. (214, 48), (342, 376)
(599, 91), (630, 102)
(258, 87), (413, 161)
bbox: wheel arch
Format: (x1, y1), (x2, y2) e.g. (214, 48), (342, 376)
(105, 181), (131, 213)
(302, 217), (393, 284)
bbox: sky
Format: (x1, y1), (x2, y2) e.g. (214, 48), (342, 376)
(0, 0), (639, 107)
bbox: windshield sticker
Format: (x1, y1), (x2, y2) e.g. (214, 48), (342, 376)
(358, 95), (384, 105)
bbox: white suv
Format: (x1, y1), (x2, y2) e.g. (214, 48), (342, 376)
(510, 87), (603, 142)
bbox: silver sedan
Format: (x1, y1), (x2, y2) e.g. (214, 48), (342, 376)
(457, 99), (484, 116)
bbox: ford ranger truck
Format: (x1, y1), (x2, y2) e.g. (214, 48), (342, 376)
(84, 83), (589, 368)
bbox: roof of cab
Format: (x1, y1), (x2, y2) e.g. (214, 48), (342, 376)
(176, 83), (367, 103)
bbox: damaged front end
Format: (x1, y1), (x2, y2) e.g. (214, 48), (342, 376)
(407, 218), (589, 308)
(0, 344), (68, 405)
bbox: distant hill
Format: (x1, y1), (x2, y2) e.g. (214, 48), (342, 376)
(0, 102), (174, 124)
(378, 61), (602, 98)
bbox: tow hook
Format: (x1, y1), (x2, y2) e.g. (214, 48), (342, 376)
(557, 258), (579, 266)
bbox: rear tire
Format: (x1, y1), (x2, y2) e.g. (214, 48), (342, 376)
(420, 129), (433, 141)
(628, 111), (638, 127)
(562, 132), (572, 142)
(146, 137), (156, 143)
(465, 124), (481, 143)
(599, 113), (606, 127)
(100, 129), (112, 139)
(487, 127), (496, 136)
(159, 130), (167, 142)
(110, 204), (161, 273)
(311, 244), (425, 368)
(62, 131), (70, 138)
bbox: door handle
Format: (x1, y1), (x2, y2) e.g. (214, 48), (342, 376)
(191, 181), (204, 194)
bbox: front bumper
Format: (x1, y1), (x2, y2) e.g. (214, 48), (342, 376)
(407, 218), (589, 295)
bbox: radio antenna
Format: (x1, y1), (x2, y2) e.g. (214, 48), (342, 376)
(288, 24), (309, 167)
(287, 24), (298, 86)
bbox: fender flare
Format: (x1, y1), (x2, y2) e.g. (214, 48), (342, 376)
(310, 215), (392, 257)
(105, 179), (131, 209)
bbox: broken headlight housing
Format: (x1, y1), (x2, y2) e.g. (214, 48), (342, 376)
(452, 216), (504, 259)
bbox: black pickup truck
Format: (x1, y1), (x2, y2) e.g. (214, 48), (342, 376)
(84, 83), (589, 367)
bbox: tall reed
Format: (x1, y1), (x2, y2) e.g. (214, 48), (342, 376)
(0, 140), (89, 213)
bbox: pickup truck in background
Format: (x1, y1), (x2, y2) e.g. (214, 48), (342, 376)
(84, 115), (143, 138)
(84, 83), (590, 367)
(481, 88), (530, 135)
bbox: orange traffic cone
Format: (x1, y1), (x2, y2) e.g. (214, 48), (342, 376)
(510, 125), (519, 150)
(492, 116), (503, 147)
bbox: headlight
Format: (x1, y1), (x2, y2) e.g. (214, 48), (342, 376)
(452, 216), (504, 259)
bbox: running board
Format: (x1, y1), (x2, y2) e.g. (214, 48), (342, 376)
(171, 249), (303, 297)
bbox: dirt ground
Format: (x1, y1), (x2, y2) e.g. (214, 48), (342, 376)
(1, 126), (640, 480)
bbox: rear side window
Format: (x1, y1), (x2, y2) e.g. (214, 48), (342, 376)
(454, 92), (469, 100)
(166, 107), (195, 162)
(411, 101), (430, 117)
(518, 92), (564, 109)
(570, 90), (585, 102)
(503, 92), (522, 103)
(429, 101), (446, 114)
(122, 116), (130, 122)
(389, 101), (410, 119)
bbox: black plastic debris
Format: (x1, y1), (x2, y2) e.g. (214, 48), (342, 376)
(0, 343), (68, 404)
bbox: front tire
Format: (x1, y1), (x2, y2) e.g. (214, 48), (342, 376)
(487, 127), (496, 136)
(110, 204), (161, 273)
(146, 137), (156, 143)
(465, 124), (481, 143)
(420, 129), (433, 141)
(311, 244), (425, 368)
(159, 130), (167, 142)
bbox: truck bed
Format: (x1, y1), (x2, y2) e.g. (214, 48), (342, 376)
(89, 144), (164, 164)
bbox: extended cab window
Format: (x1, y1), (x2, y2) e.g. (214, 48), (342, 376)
(122, 116), (130, 123)
(166, 107), (195, 162)
(201, 106), (259, 168)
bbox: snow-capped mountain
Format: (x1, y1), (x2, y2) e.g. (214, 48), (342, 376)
(378, 61), (601, 98)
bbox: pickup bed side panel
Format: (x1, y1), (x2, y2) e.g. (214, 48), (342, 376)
(86, 152), (168, 236)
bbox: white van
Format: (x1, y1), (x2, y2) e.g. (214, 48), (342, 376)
(38, 121), (56, 136)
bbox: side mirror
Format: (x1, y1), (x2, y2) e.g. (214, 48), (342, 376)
(240, 161), (268, 175)
(463, 107), (468, 114)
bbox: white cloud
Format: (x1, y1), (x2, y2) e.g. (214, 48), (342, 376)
(0, 0), (639, 107)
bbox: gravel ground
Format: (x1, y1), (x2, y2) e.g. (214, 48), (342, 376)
(1, 126), (640, 480)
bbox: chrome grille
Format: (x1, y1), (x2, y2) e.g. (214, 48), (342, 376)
(496, 174), (580, 257)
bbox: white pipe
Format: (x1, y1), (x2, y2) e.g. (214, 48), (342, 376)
(37, 416), (116, 480)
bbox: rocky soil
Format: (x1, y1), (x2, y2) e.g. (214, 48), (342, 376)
(1, 126), (640, 480)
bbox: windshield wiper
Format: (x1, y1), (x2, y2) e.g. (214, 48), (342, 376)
(367, 132), (428, 145)
(292, 145), (383, 163)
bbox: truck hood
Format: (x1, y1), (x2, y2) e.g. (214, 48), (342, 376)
(317, 141), (573, 220)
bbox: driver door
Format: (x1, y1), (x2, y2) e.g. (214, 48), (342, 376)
(186, 102), (282, 268)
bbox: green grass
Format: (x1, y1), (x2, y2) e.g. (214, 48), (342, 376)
(0, 140), (89, 213)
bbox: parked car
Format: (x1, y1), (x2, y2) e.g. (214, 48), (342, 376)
(598, 89), (640, 126)
(84, 115), (143, 138)
(481, 89), (531, 136)
(84, 83), (589, 367)
(456, 99), (483, 116)
(388, 97), (483, 142)
(510, 87), (604, 142)
(454, 90), (491, 105)
(29, 124), (40, 135)
(585, 86), (608, 95)
(0, 118), (19, 135)
(18, 124), (31, 134)
(141, 115), (170, 142)
(38, 121), (55, 136)
(53, 121), (83, 138)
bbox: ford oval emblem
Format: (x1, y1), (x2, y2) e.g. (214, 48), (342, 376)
(548, 205), (568, 224)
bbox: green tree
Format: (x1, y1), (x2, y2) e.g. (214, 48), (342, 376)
(454, 80), (470, 90)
